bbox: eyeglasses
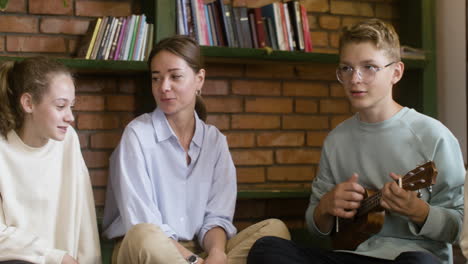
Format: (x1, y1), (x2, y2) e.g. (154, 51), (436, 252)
(336, 62), (395, 84)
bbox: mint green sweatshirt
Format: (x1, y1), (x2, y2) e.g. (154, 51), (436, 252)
(306, 107), (465, 264)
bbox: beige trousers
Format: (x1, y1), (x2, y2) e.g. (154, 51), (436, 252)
(112, 218), (291, 264)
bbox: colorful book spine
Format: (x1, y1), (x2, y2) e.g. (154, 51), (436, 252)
(300, 4), (313, 52)
(122, 15), (136, 60)
(127, 15), (140, 60)
(113, 17), (128, 60)
(85, 18), (102, 59)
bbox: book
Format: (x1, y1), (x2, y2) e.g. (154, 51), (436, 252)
(113, 16), (128, 60)
(211, 1), (226, 46)
(300, 4), (312, 52)
(248, 11), (258, 48)
(278, 4), (290, 51)
(121, 15), (136, 60)
(90, 16), (108, 59)
(106, 17), (123, 60)
(207, 3), (217, 46)
(232, 6), (251, 48)
(144, 23), (154, 60)
(252, 8), (266, 48)
(261, 3), (281, 50)
(283, 3), (295, 50)
(96, 17), (114, 60)
(205, 4), (214, 46)
(77, 18), (101, 59)
(291, 1), (304, 51)
(132, 15), (146, 61)
(127, 15), (140, 60)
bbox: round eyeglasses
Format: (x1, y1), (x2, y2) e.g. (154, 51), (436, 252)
(336, 62), (395, 84)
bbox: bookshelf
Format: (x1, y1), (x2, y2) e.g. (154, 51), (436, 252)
(0, 0), (435, 115)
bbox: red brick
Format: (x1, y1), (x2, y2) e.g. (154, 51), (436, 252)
(75, 78), (117, 93)
(203, 79), (229, 95)
(342, 17), (364, 28)
(295, 64), (336, 81)
(232, 80), (281, 96)
(76, 1), (132, 17)
(330, 32), (340, 49)
(231, 150), (273, 165)
(0, 37), (4, 52)
(237, 167), (265, 183)
(376, 4), (399, 19)
(3, 0), (26, 12)
(29, 0), (72, 15)
(296, 99), (318, 113)
(331, 1), (374, 17)
(206, 114), (230, 130)
(303, 0), (329, 12)
(310, 31), (328, 47)
(90, 132), (122, 149)
(0, 16), (37, 33)
(225, 132), (255, 148)
(320, 99), (350, 114)
(330, 83), (346, 97)
(107, 95), (136, 111)
(82, 150), (110, 168)
(78, 132), (89, 148)
(245, 98), (292, 113)
(331, 115), (352, 129)
(308, 15), (318, 30)
(267, 166), (316, 181)
(77, 113), (120, 130)
(119, 78), (138, 94)
(283, 115), (329, 130)
(276, 149), (321, 164)
(245, 64), (295, 79)
(6, 36), (66, 52)
(319, 15), (341, 30)
(205, 63), (244, 77)
(283, 82), (328, 96)
(307, 131), (328, 147)
(257, 132), (305, 147)
(41, 18), (90, 35)
(232, 115), (280, 129)
(204, 97), (243, 113)
(93, 188), (106, 206)
(90, 169), (108, 187)
(74, 95), (105, 111)
(68, 38), (78, 54)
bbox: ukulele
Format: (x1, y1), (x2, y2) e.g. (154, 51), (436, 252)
(331, 161), (438, 250)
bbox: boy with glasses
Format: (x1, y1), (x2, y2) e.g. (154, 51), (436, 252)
(247, 18), (465, 264)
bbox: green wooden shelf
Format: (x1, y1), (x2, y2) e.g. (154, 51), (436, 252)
(237, 189), (310, 199)
(0, 56), (148, 73)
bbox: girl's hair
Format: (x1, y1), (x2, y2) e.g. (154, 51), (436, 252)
(0, 56), (72, 138)
(339, 18), (401, 62)
(147, 35), (207, 121)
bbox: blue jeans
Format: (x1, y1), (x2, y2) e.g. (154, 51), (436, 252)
(247, 236), (441, 264)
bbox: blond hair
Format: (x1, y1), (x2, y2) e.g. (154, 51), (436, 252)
(339, 18), (401, 61)
(0, 57), (72, 138)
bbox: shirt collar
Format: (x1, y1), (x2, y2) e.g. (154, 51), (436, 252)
(152, 108), (204, 147)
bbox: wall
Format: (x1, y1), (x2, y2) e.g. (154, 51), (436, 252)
(436, 0), (467, 163)
(0, 0), (400, 229)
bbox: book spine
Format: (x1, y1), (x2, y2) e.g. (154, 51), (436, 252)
(293, 1), (305, 51)
(114, 17), (128, 60)
(107, 17), (123, 60)
(300, 4), (312, 52)
(128, 15), (140, 60)
(96, 17), (114, 60)
(85, 18), (102, 59)
(122, 15), (136, 60)
(283, 3), (294, 51)
(253, 8), (266, 48)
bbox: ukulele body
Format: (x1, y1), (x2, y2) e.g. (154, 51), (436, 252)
(331, 189), (385, 250)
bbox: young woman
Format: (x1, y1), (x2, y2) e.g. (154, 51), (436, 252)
(103, 35), (290, 264)
(0, 57), (101, 264)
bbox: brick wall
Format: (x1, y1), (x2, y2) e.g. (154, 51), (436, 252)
(0, 0), (399, 229)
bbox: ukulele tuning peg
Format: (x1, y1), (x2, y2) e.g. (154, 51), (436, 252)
(419, 167), (425, 171)
(417, 190), (423, 198)
(409, 183), (415, 187)
(408, 172), (414, 176)
(419, 179), (426, 183)
(428, 186), (433, 193)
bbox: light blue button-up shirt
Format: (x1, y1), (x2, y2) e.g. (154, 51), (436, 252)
(103, 108), (237, 246)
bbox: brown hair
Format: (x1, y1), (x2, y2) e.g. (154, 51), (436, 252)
(147, 35), (207, 121)
(0, 56), (72, 138)
(339, 18), (401, 62)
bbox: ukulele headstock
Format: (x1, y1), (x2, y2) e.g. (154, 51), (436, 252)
(401, 161), (437, 191)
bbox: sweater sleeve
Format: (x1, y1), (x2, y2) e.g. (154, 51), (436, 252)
(0, 204), (66, 264)
(76, 157), (102, 264)
(407, 130), (465, 243)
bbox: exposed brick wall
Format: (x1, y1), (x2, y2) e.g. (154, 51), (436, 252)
(0, 0), (399, 229)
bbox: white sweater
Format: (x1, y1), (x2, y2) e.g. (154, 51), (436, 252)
(0, 127), (101, 264)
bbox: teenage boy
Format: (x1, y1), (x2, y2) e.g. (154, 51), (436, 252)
(247, 18), (465, 264)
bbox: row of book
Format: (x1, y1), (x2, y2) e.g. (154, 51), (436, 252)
(177, 0), (312, 52)
(79, 15), (154, 61)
